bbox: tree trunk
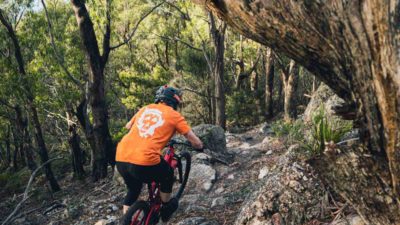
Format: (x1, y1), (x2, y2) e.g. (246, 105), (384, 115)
(5, 125), (11, 168)
(282, 60), (299, 121)
(235, 36), (245, 89)
(18, 141), (26, 168)
(23, 135), (36, 172)
(76, 98), (96, 155)
(196, 1), (400, 223)
(71, 0), (115, 180)
(15, 106), (36, 171)
(264, 48), (275, 120)
(250, 63), (258, 91)
(76, 97), (97, 173)
(66, 108), (85, 179)
(206, 87), (215, 125)
(12, 123), (26, 168)
(210, 13), (226, 130)
(12, 130), (18, 172)
(0, 9), (60, 192)
(252, 69), (262, 124)
(0, 144), (4, 167)
(30, 103), (61, 191)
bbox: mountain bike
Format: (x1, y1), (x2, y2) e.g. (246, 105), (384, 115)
(121, 139), (196, 225)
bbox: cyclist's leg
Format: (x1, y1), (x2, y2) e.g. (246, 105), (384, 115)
(139, 158), (174, 202)
(151, 159), (177, 222)
(158, 159), (174, 203)
(116, 162), (143, 214)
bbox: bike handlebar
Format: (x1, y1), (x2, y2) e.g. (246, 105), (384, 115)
(167, 139), (204, 152)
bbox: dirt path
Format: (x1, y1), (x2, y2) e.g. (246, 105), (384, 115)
(1, 125), (286, 225)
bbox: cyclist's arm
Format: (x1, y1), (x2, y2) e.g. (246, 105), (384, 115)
(125, 115), (136, 129)
(184, 130), (203, 149)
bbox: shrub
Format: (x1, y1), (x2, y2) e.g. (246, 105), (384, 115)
(304, 107), (352, 156)
(271, 119), (305, 145)
(2, 168), (31, 193)
(0, 171), (12, 188)
(226, 90), (261, 127)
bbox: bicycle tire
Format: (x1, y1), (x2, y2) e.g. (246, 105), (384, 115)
(174, 151), (191, 199)
(121, 200), (150, 225)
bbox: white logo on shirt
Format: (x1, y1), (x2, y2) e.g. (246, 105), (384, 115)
(136, 108), (165, 138)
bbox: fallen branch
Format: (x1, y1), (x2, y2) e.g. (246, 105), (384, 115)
(13, 204), (45, 220)
(43, 201), (66, 215)
(1, 157), (63, 225)
(332, 202), (348, 222)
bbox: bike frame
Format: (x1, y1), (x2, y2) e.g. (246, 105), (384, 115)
(138, 144), (179, 225)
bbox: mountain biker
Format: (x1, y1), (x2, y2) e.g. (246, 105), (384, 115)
(115, 85), (204, 222)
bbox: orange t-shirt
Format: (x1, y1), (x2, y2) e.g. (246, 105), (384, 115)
(116, 103), (191, 166)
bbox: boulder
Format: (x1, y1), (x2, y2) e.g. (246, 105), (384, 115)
(259, 123), (273, 135)
(234, 145), (327, 225)
(192, 124), (226, 153)
(192, 153), (212, 165)
(304, 83), (344, 122)
(177, 124), (233, 163)
(189, 164), (217, 192)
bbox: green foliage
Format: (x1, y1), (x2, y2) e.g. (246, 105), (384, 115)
(226, 90), (261, 127)
(179, 48), (208, 77)
(0, 171), (11, 188)
(51, 157), (71, 179)
(0, 168), (31, 193)
(271, 119), (305, 145)
(304, 107), (352, 156)
(113, 126), (129, 142)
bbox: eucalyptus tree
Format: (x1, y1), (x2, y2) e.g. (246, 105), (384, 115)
(69, 0), (166, 180)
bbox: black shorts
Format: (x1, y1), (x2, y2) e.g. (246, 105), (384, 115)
(116, 159), (174, 206)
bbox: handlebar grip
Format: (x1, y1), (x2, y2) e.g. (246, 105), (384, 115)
(168, 139), (177, 146)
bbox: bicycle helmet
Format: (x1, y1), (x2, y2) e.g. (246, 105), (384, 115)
(155, 85), (182, 110)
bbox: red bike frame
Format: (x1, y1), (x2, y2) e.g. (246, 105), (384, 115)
(133, 144), (178, 225)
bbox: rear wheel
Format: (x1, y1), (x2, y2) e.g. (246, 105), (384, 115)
(121, 201), (150, 225)
(174, 151), (191, 199)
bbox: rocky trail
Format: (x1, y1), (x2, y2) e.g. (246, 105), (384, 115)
(1, 124), (363, 225)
